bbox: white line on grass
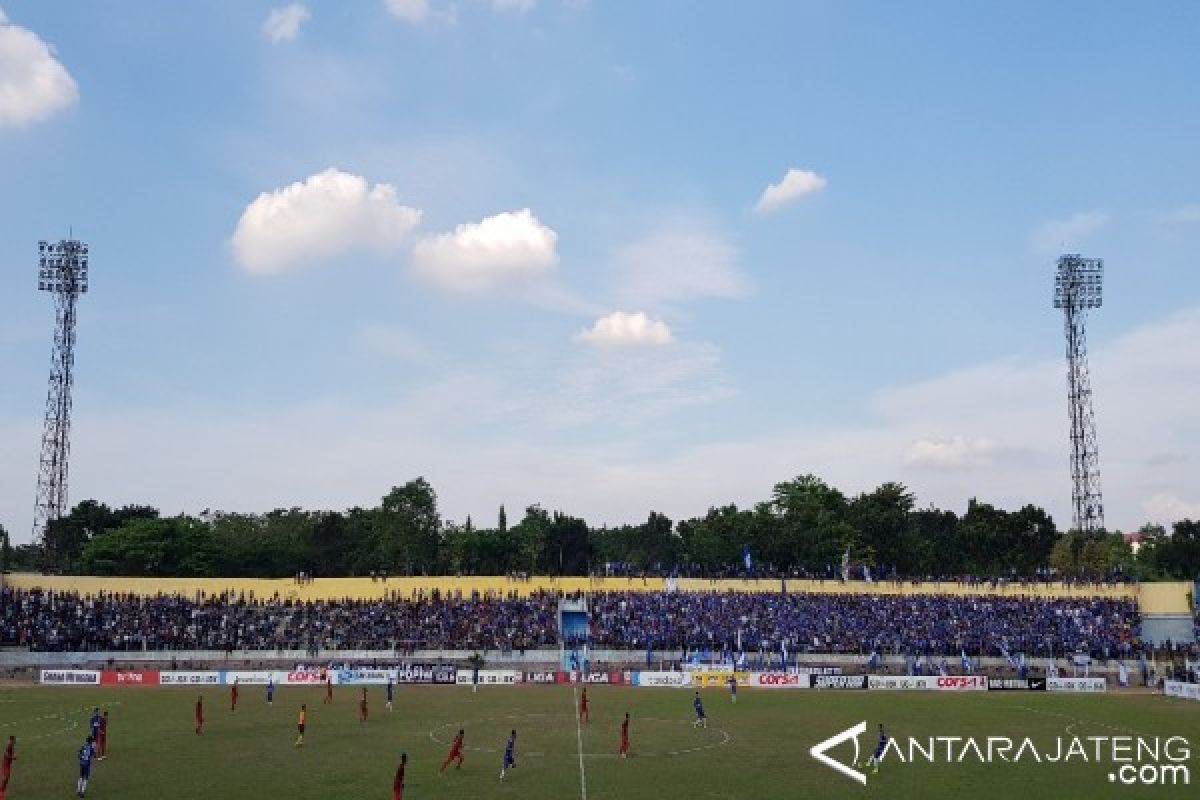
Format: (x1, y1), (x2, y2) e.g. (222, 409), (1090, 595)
(572, 686), (588, 800)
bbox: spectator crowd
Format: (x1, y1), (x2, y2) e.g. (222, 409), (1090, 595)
(0, 585), (1146, 660)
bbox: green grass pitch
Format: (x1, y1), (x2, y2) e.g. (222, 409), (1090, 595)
(1, 685), (1197, 799)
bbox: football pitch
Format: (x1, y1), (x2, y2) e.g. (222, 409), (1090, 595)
(1, 685), (1197, 799)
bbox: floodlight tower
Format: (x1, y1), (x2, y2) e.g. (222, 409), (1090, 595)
(1053, 254), (1104, 534)
(32, 238), (89, 542)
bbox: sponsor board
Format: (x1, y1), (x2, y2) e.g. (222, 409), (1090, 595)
(752, 672), (812, 689)
(160, 671), (221, 686)
(794, 666), (843, 675)
(396, 663), (456, 685)
(987, 677), (1047, 691)
(40, 669), (100, 686)
(285, 670), (324, 685)
(814, 674), (867, 690)
(455, 669), (522, 686)
(934, 675), (988, 691)
(336, 669), (393, 685)
(1164, 680), (1200, 702)
(224, 671), (277, 685)
(690, 671), (750, 688)
(1047, 676), (1106, 693)
(584, 671), (625, 685)
(525, 671), (557, 684)
(634, 671), (690, 688)
(868, 675), (938, 691)
(100, 670), (160, 686)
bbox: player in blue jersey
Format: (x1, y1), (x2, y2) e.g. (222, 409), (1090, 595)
(76, 735), (96, 797)
(386, 677), (394, 711)
(499, 729), (517, 781)
(863, 723), (888, 773)
(692, 692), (707, 729)
(88, 709), (102, 741)
(266, 676), (275, 706)
(727, 675), (737, 704)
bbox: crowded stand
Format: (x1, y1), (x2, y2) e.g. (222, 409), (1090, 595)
(1, 585), (1144, 660)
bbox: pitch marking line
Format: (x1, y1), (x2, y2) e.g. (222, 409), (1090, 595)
(572, 686), (588, 800)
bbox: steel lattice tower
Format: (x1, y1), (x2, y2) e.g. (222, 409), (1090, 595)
(1053, 254), (1104, 534)
(33, 239), (89, 542)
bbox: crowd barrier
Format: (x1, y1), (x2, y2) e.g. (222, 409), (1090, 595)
(37, 668), (1110, 693)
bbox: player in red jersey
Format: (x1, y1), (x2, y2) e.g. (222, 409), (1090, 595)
(324, 677), (334, 704)
(2, 735), (15, 790)
(359, 688), (369, 723)
(230, 678), (239, 712)
(97, 711), (109, 759)
(194, 696), (204, 735)
(440, 729), (465, 772)
(579, 687), (589, 724)
(619, 712), (630, 759)
(392, 752), (407, 800)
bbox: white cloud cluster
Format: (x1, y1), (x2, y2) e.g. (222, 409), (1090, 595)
(231, 168), (422, 274)
(0, 8), (78, 128)
(412, 208), (559, 292)
(904, 435), (998, 469)
(577, 311), (672, 347)
(1031, 210), (1108, 255)
(754, 168), (826, 214)
(263, 4), (311, 43)
(384, 0), (431, 24)
(615, 223), (748, 308)
(493, 0), (537, 13)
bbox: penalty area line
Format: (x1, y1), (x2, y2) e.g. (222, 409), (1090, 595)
(572, 686), (588, 800)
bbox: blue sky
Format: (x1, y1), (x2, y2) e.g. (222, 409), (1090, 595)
(2, 1), (1199, 542)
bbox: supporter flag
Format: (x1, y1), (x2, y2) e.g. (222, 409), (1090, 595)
(863, 564), (872, 583)
(840, 547), (850, 581)
(780, 639), (788, 668)
(1118, 661), (1129, 687)
(868, 650), (881, 670)
(1138, 653), (1149, 684)
(960, 648), (971, 673)
(743, 545), (752, 572)
(1000, 641), (1018, 669)
(938, 658), (948, 677)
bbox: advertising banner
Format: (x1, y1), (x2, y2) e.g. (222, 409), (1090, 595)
(224, 671), (277, 685)
(1047, 677), (1106, 693)
(752, 672), (812, 689)
(284, 670), (324, 685)
(933, 675), (988, 691)
(634, 671), (690, 688)
(100, 670), (160, 686)
(1163, 680), (1200, 702)
(396, 663), (456, 685)
(525, 671), (557, 684)
(868, 675), (938, 691)
(40, 669), (100, 686)
(455, 669), (522, 686)
(336, 669), (394, 685)
(988, 677), (1045, 691)
(690, 671), (750, 688)
(160, 671), (221, 686)
(813, 674), (867, 690)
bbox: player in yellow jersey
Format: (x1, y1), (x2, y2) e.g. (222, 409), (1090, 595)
(295, 704), (307, 747)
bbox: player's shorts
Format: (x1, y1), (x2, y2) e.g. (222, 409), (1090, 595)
(298, 724), (306, 734)
(80, 766), (91, 779)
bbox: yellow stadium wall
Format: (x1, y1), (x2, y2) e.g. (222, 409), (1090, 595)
(4, 573), (1191, 611)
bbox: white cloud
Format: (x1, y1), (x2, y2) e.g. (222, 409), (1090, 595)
(231, 168), (422, 274)
(0, 9), (78, 128)
(412, 208), (558, 292)
(904, 436), (998, 469)
(384, 0), (430, 24)
(1141, 493), (1200, 524)
(1031, 211), (1109, 255)
(754, 168), (826, 214)
(493, 0), (537, 13)
(615, 223), (749, 308)
(263, 4), (311, 43)
(577, 311), (672, 347)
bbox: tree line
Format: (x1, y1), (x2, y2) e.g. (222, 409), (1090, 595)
(1, 475), (1197, 580)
